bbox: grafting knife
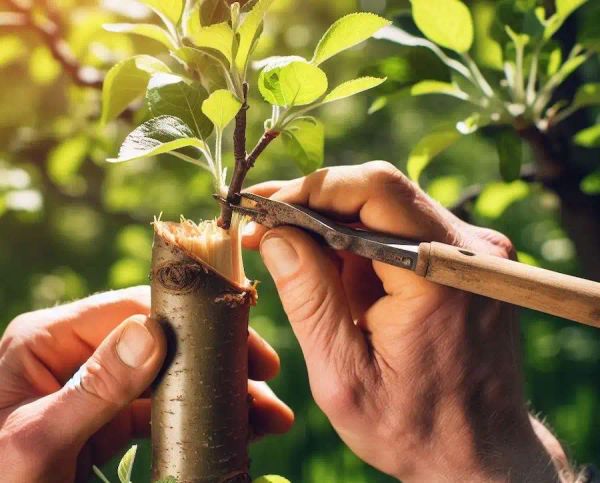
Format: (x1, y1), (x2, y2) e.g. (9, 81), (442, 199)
(226, 192), (600, 327)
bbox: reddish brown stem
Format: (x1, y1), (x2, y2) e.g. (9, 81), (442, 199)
(7, 0), (104, 88)
(219, 127), (280, 229)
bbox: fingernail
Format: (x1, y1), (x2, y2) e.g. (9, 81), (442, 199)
(260, 234), (299, 279)
(116, 319), (155, 368)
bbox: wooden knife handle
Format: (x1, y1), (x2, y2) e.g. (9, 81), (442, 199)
(416, 242), (600, 327)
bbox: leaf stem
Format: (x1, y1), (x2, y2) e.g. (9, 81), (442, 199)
(462, 53), (495, 99)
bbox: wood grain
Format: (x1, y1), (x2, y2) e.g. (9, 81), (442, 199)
(417, 241), (600, 327)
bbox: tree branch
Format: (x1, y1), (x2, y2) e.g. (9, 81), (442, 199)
(218, 82), (280, 229)
(5, 0), (104, 89)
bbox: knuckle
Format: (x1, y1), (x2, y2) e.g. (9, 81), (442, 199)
(363, 161), (416, 197)
(476, 228), (516, 260)
(77, 357), (123, 406)
(280, 275), (331, 329)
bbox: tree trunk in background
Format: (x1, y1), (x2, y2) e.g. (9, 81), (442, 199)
(518, 126), (600, 282)
(151, 224), (253, 483)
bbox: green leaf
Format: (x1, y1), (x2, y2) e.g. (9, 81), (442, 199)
(156, 478), (178, 483)
(543, 0), (588, 39)
(201, 89), (242, 130)
(410, 80), (467, 99)
(411, 0), (474, 53)
(322, 77), (386, 104)
(282, 118), (324, 174)
(103, 23), (176, 50)
(496, 129), (523, 182)
(573, 83), (600, 109)
(574, 124), (600, 148)
(407, 128), (461, 181)
(101, 55), (170, 124)
(48, 135), (89, 186)
(146, 73), (213, 139)
(581, 170), (600, 194)
(253, 476), (291, 483)
(109, 115), (207, 163)
(557, 0), (588, 17)
(236, 0), (275, 73)
(92, 466), (111, 483)
(475, 181), (530, 219)
(259, 58), (328, 107)
(140, 0), (184, 25)
(311, 13), (391, 65)
(187, 21), (235, 65)
(117, 445), (137, 483)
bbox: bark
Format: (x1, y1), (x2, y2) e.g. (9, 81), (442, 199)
(517, 124), (600, 282)
(150, 222), (255, 483)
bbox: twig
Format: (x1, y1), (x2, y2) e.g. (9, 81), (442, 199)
(5, 0), (104, 89)
(219, 83), (280, 229)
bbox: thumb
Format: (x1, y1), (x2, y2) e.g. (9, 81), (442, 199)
(49, 314), (165, 445)
(260, 227), (369, 405)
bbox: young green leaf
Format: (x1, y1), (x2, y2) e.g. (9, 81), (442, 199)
(104, 23), (177, 50)
(282, 118), (324, 174)
(101, 55), (170, 124)
(496, 129), (523, 182)
(140, 0), (184, 25)
(573, 83), (600, 109)
(146, 73), (213, 139)
(410, 80), (468, 99)
(411, 0), (474, 53)
(109, 115), (207, 163)
(259, 59), (328, 107)
(580, 170), (600, 195)
(253, 476), (291, 483)
(187, 21), (235, 64)
(117, 445), (137, 483)
(311, 13), (391, 65)
(92, 465), (112, 483)
(322, 76), (386, 104)
(474, 181), (530, 219)
(574, 124), (600, 148)
(156, 478), (178, 483)
(407, 128), (461, 181)
(235, 0), (275, 73)
(201, 89), (242, 130)
(543, 0), (588, 39)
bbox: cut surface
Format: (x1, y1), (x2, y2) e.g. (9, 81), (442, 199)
(154, 214), (248, 286)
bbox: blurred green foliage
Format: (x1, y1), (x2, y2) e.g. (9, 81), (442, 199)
(0, 0), (599, 481)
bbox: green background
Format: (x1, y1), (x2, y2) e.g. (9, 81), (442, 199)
(0, 0), (598, 481)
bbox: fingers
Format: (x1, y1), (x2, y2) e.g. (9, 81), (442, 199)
(44, 315), (165, 446)
(248, 327), (280, 381)
(249, 381), (294, 439)
(6, 286), (152, 385)
(259, 226), (372, 408)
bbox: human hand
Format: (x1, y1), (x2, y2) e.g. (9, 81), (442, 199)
(0, 286), (292, 483)
(245, 162), (569, 482)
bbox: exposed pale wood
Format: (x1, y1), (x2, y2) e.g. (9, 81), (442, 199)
(417, 242), (600, 327)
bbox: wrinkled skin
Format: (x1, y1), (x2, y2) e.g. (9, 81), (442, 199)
(0, 286), (293, 483)
(245, 162), (570, 482)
